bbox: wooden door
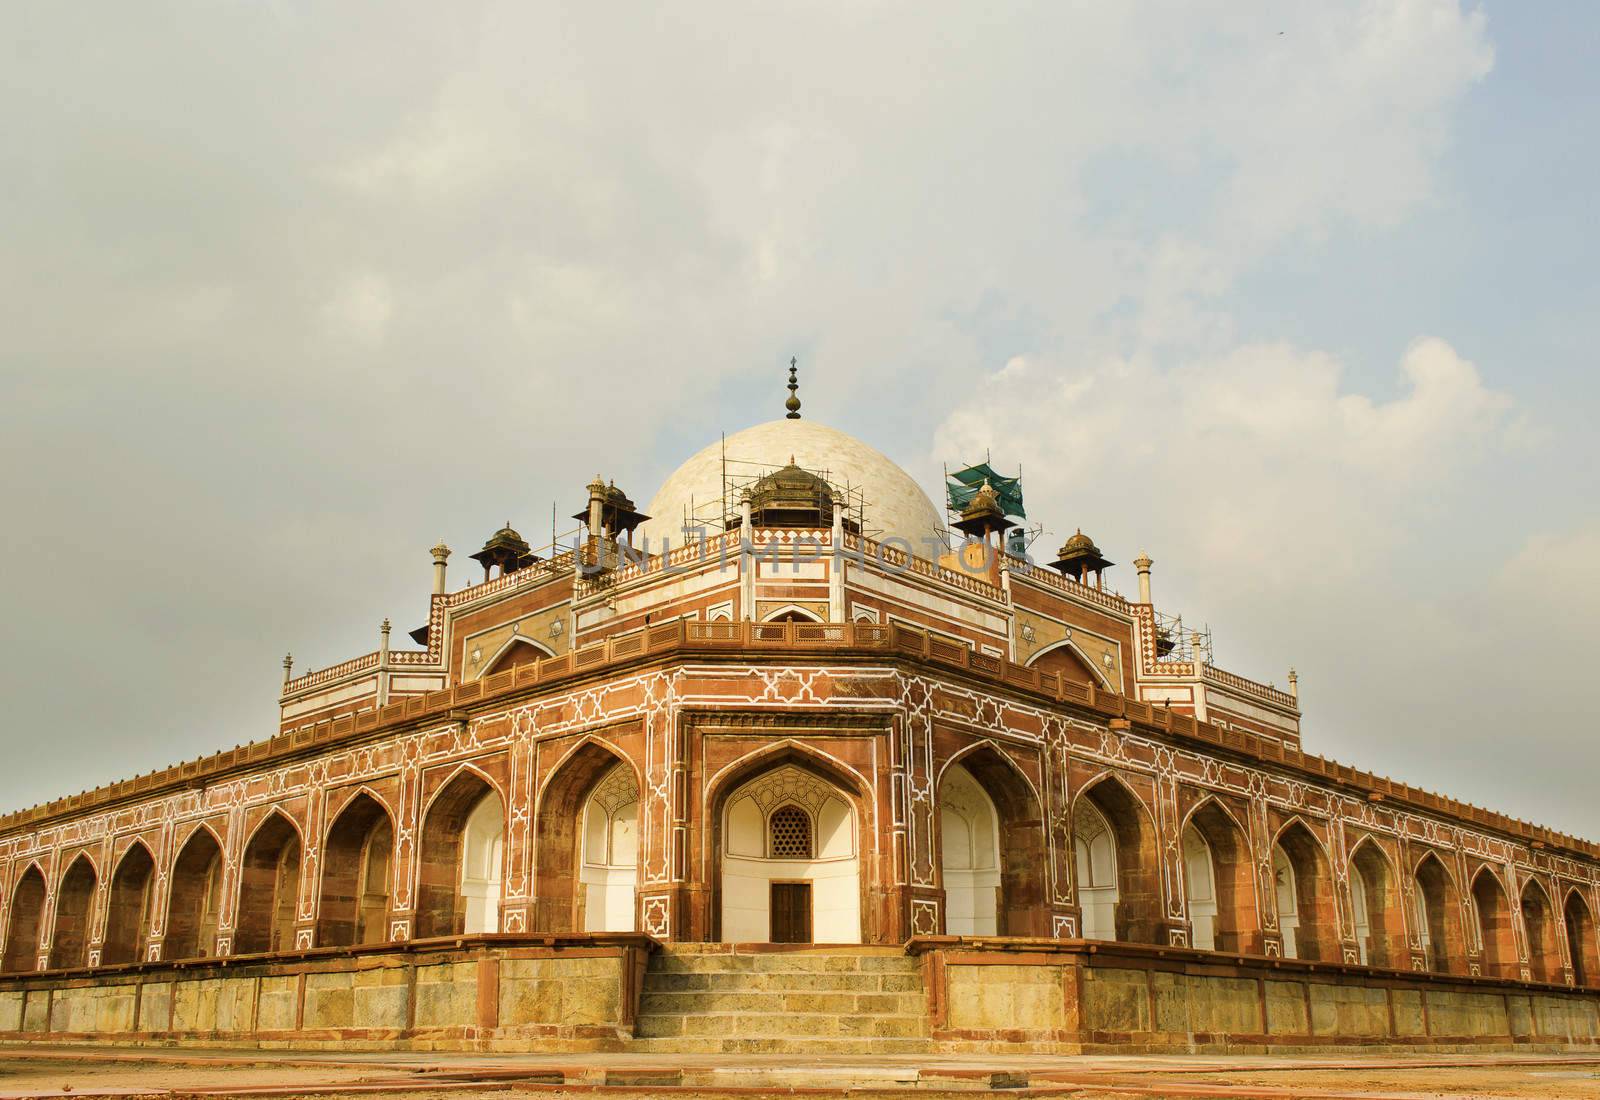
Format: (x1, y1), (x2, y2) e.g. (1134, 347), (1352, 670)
(770, 882), (812, 943)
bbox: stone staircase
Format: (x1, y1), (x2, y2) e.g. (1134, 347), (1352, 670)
(630, 943), (931, 1054)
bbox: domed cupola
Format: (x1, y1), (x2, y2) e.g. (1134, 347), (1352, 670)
(951, 479), (1010, 541)
(470, 521), (535, 580)
(1049, 528), (1113, 589)
(733, 458), (858, 533)
(636, 362), (946, 554)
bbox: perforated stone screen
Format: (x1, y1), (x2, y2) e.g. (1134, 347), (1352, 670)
(769, 805), (813, 859)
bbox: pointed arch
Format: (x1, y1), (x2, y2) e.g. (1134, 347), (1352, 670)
(706, 739), (874, 806)
(1026, 639), (1112, 689)
(708, 741), (872, 944)
(1271, 817), (1336, 961)
(1347, 835), (1405, 968)
(1413, 850), (1464, 974)
(938, 742), (1047, 936)
(416, 765), (505, 938)
(50, 853), (98, 969)
(102, 840), (157, 966)
(1073, 772), (1162, 944)
(165, 823), (225, 959)
(2, 863), (46, 973)
(1470, 865), (1517, 979)
(481, 635), (557, 678)
(1179, 795), (1257, 954)
(1563, 887), (1598, 988)
(1521, 877), (1560, 983)
(760, 604), (823, 624)
(234, 809), (302, 955)
(319, 790), (396, 948)
(533, 739), (638, 932)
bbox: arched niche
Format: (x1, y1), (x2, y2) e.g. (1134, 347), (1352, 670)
(940, 746), (1048, 936)
(1027, 641), (1102, 688)
(318, 792), (395, 947)
(532, 742), (638, 933)
(938, 763), (1000, 935)
(1348, 838), (1405, 968)
(1181, 799), (1255, 953)
(1413, 852), (1463, 975)
(2, 865), (45, 972)
(235, 812), (302, 955)
(1471, 866), (1517, 979)
(481, 636), (555, 678)
(1073, 776), (1161, 943)
(578, 763), (640, 933)
(1521, 879), (1560, 983)
(416, 768), (504, 938)
(1271, 819), (1336, 961)
(102, 842), (156, 965)
(165, 825), (224, 960)
(1564, 889), (1598, 988)
(718, 762), (860, 944)
(50, 854), (97, 969)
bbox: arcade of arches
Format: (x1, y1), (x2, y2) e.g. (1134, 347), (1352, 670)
(2, 747), (1597, 991)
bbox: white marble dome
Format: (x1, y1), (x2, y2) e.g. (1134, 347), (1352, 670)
(637, 419), (947, 556)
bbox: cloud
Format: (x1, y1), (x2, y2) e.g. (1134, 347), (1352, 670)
(12, 1), (1595, 842)
(937, 337), (1510, 583)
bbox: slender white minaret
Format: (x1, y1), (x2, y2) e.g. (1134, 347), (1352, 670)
(282, 653), (294, 686)
(1133, 552), (1153, 604)
(431, 541), (451, 595)
(1288, 667), (1299, 702)
(740, 490), (755, 622)
(377, 619), (392, 706)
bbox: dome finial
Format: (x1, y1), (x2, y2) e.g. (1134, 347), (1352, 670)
(785, 356), (802, 419)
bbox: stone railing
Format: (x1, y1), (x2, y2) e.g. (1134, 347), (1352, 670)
(1203, 663), (1298, 710)
(5, 620), (1594, 861)
(282, 651), (378, 693)
(1007, 559), (1131, 613)
(281, 649), (436, 695)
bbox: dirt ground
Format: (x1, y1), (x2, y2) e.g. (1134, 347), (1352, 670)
(2, 1047), (1600, 1099)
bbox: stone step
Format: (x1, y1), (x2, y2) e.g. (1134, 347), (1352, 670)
(639, 989), (926, 1016)
(644, 968), (923, 993)
(646, 950), (920, 975)
(628, 1036), (932, 1055)
(634, 1010), (929, 1040)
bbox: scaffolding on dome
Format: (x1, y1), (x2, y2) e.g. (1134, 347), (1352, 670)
(945, 460), (1025, 519)
(946, 457), (1043, 559)
(666, 444), (881, 549)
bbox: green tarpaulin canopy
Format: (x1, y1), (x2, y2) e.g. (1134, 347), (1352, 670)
(946, 462), (1024, 519)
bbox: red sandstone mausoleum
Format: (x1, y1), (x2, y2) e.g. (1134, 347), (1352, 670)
(2, 379), (1597, 1053)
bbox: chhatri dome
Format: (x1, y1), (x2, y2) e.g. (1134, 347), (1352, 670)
(636, 365), (946, 553)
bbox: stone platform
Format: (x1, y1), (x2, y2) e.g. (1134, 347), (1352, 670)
(2, 934), (1599, 1056)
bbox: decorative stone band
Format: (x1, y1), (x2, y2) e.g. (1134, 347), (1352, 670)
(1, 619), (1592, 862)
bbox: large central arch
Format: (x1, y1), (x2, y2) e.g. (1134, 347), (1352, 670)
(709, 746), (869, 945)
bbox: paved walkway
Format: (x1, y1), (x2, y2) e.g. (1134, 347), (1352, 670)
(0, 1045), (1598, 1098)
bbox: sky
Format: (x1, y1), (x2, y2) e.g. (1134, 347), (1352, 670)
(2, 2), (1597, 836)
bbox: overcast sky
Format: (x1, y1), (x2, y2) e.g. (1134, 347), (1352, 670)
(3, 2), (1597, 837)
